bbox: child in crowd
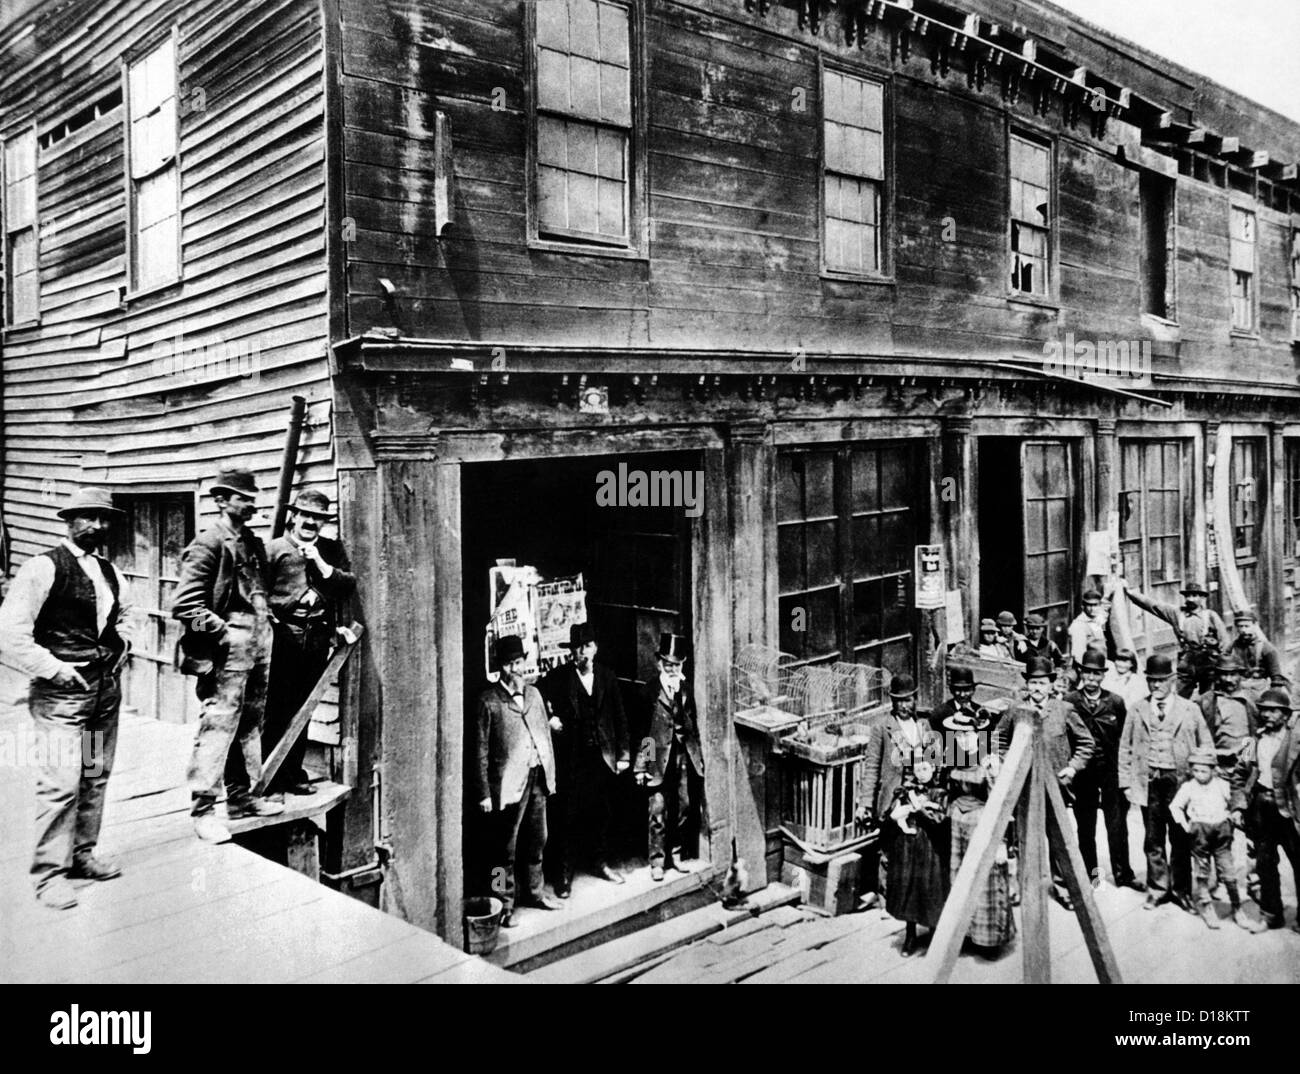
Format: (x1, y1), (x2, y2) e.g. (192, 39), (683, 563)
(1170, 748), (1262, 932)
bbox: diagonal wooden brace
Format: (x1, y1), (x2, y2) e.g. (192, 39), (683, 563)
(253, 622), (366, 795)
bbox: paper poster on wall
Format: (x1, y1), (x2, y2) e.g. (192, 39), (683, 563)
(484, 562), (587, 681)
(914, 545), (945, 609)
(945, 590), (965, 644)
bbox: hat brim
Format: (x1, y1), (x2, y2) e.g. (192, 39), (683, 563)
(1180, 588), (1208, 596)
(889, 690), (918, 699)
(942, 715), (990, 733)
(209, 484), (259, 498)
(57, 505), (126, 520)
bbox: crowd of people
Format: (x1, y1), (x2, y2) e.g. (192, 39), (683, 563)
(857, 578), (1300, 957)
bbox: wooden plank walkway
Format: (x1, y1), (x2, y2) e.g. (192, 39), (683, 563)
(555, 813), (1300, 984)
(0, 689), (520, 985)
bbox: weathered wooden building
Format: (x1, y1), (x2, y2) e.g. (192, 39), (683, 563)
(4, 0), (1300, 954)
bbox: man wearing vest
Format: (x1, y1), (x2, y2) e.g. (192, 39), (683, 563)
(0, 488), (136, 909)
(1118, 652), (1214, 913)
(171, 469), (284, 842)
(1198, 653), (1257, 780)
(634, 633), (705, 882)
(1116, 578), (1227, 699)
(1226, 608), (1290, 702)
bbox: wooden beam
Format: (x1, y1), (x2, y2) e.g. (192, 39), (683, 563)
(1220, 135), (1240, 155)
(1021, 749), (1050, 983)
(926, 718), (1035, 982)
(1042, 772), (1122, 983)
(1249, 150), (1270, 169)
(1186, 127), (1208, 145)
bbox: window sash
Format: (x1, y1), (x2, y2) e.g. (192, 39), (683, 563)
(126, 35), (180, 289)
(1009, 134), (1052, 295)
(821, 70), (886, 276)
(3, 127), (39, 324)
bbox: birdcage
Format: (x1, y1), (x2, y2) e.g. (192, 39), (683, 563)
(732, 644), (805, 738)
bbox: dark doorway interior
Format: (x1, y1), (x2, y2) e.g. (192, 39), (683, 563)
(977, 438), (1025, 625)
(459, 451), (700, 928)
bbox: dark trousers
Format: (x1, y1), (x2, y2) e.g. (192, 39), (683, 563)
(498, 765), (548, 915)
(1141, 770), (1192, 900)
(261, 622), (330, 792)
(647, 744), (702, 869)
(28, 662), (121, 891)
(1248, 789), (1300, 920)
(547, 743), (621, 885)
(1072, 765), (1135, 883)
(1189, 820), (1238, 906)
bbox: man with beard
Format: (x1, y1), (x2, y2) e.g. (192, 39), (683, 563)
(997, 656), (1095, 910)
(475, 634), (563, 927)
(262, 490), (355, 799)
(1065, 647), (1141, 890)
(1118, 653), (1213, 913)
(1232, 688), (1300, 931)
(0, 489), (136, 909)
(540, 622), (630, 896)
(1226, 608), (1290, 699)
(1118, 578), (1227, 698)
(634, 633), (704, 882)
(172, 469), (284, 842)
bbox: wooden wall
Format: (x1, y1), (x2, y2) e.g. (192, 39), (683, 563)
(337, 0), (1300, 386)
(0, 0), (336, 735)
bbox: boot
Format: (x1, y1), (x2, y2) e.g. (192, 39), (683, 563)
(1198, 901), (1220, 929)
(1232, 907), (1265, 933)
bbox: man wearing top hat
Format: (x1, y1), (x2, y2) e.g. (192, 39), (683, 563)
(1198, 653), (1257, 780)
(997, 655), (1096, 909)
(1117, 652), (1213, 912)
(633, 632), (704, 882)
(1226, 608), (1290, 699)
(929, 665), (996, 741)
(0, 488), (136, 909)
(539, 621), (630, 895)
(171, 468), (284, 842)
(261, 489), (355, 799)
(475, 634), (563, 925)
(1065, 647), (1141, 890)
(1116, 577), (1227, 698)
(1231, 687), (1300, 930)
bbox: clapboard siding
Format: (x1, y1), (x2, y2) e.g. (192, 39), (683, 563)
(0, 0), (336, 738)
(335, 0), (1300, 385)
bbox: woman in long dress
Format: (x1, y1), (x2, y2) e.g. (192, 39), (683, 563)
(944, 710), (1015, 951)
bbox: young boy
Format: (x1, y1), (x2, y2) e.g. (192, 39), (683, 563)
(1170, 748), (1261, 932)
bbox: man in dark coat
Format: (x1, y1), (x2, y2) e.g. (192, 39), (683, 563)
(475, 634), (562, 926)
(633, 632), (704, 881)
(262, 490), (355, 798)
(1231, 688), (1300, 931)
(540, 622), (630, 895)
(0, 488), (135, 909)
(1199, 652), (1257, 779)
(1118, 578), (1227, 698)
(1065, 646), (1141, 890)
(998, 655), (1096, 909)
(172, 469), (284, 842)
(1227, 608), (1290, 699)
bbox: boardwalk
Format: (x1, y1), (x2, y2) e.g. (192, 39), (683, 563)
(0, 688), (519, 985)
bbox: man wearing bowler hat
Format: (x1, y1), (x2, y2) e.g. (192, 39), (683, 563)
(539, 621), (630, 895)
(261, 489), (355, 799)
(172, 468), (283, 842)
(0, 488), (136, 909)
(1117, 577), (1227, 698)
(634, 633), (704, 881)
(475, 634), (562, 926)
(1065, 647), (1141, 890)
(1118, 652), (1213, 912)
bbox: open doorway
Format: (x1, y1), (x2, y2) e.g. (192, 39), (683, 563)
(459, 451), (709, 963)
(977, 437), (1079, 650)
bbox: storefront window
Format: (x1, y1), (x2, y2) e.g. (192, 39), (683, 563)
(1118, 439), (1190, 650)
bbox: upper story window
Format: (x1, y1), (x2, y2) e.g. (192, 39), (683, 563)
(1140, 171), (1174, 319)
(822, 69), (885, 276)
(1289, 225), (1300, 343)
(533, 0), (633, 248)
(1009, 132), (1052, 298)
(1229, 205), (1256, 333)
(2, 126), (39, 326)
(125, 33), (180, 292)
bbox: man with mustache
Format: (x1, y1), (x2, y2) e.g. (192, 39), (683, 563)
(0, 488), (136, 909)
(1118, 578), (1227, 699)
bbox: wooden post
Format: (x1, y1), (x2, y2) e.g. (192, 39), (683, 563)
(1020, 737), (1050, 984)
(942, 415), (975, 642)
(286, 821), (321, 882)
(1266, 422), (1286, 644)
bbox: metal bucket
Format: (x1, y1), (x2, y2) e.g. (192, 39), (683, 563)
(464, 896), (504, 956)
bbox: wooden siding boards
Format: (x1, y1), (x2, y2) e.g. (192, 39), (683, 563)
(0, 0), (336, 739)
(334, 0), (1300, 387)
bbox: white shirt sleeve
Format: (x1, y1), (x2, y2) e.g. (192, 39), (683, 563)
(0, 556), (67, 681)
